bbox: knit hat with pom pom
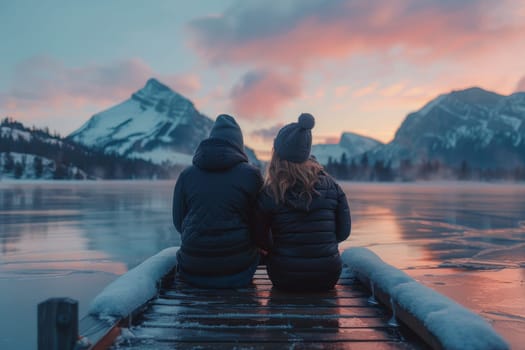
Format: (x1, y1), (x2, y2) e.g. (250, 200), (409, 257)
(273, 113), (315, 163)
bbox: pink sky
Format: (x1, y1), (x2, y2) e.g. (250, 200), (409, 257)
(1, 0), (524, 158)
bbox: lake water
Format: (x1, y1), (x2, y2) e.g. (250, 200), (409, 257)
(1, 181), (524, 349)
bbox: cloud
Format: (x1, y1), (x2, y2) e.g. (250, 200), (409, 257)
(380, 83), (406, 97)
(251, 123), (285, 141)
(230, 69), (301, 118)
(188, 0), (525, 119)
(353, 83), (379, 97)
(0, 55), (200, 116)
(516, 76), (525, 92)
(320, 135), (340, 144)
(188, 0), (525, 67)
(334, 86), (350, 98)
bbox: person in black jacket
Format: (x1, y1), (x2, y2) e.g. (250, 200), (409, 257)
(172, 114), (263, 288)
(255, 113), (351, 291)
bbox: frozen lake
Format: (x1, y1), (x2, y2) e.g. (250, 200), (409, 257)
(1, 181), (524, 349)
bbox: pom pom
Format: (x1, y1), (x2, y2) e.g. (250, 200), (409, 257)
(298, 113), (315, 130)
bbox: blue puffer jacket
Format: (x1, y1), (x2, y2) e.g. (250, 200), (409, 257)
(172, 138), (263, 288)
(255, 173), (351, 291)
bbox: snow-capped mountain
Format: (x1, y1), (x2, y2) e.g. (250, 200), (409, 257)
(69, 78), (261, 166)
(369, 87), (525, 169)
(311, 132), (383, 165)
(69, 78), (212, 165)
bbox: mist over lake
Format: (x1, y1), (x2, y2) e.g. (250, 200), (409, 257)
(1, 181), (524, 349)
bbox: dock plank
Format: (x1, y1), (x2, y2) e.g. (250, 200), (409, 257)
(109, 267), (425, 349)
(139, 315), (388, 329)
(152, 296), (370, 307)
(144, 304), (383, 317)
(117, 340), (417, 350)
(127, 326), (401, 342)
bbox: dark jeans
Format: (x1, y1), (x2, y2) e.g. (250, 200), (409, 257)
(177, 255), (260, 289)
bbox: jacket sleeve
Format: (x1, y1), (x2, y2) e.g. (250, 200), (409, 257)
(335, 183), (351, 242)
(172, 172), (187, 233)
(253, 192), (273, 251)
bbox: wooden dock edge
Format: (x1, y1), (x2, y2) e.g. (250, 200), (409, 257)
(38, 247), (179, 350)
(77, 265), (178, 350)
(353, 272), (444, 350)
(342, 247), (510, 350)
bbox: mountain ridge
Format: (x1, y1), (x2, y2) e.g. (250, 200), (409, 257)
(69, 78), (261, 167)
(2, 85), (524, 181)
(311, 132), (383, 165)
(370, 86), (525, 169)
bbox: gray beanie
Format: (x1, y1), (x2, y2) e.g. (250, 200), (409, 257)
(209, 114), (244, 149)
(274, 113), (315, 163)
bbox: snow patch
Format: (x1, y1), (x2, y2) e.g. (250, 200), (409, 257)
(89, 247), (179, 318)
(0, 152), (58, 180)
(342, 247), (509, 350)
(127, 149), (193, 165)
(499, 115), (522, 131)
(393, 282), (509, 350)
(1, 126), (31, 141)
(419, 95), (446, 116)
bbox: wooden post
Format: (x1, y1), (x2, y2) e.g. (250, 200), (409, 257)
(38, 298), (78, 350)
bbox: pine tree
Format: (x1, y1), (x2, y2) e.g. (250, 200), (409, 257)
(458, 160), (471, 180)
(349, 159), (358, 180)
(3, 152), (14, 172)
(14, 161), (24, 179)
(34, 156), (43, 178)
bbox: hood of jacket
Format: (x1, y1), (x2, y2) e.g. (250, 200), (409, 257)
(192, 138), (248, 171)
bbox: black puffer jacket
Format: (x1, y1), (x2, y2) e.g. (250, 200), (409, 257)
(172, 138), (263, 288)
(255, 173), (351, 291)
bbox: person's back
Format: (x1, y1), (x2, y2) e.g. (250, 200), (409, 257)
(255, 113), (351, 291)
(173, 114), (263, 288)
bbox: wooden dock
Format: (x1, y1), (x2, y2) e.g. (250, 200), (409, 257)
(107, 267), (424, 349)
(40, 247), (508, 350)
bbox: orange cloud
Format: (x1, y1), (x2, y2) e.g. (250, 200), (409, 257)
(230, 69), (302, 119)
(353, 83), (379, 97)
(380, 83), (406, 97)
(334, 86), (350, 98)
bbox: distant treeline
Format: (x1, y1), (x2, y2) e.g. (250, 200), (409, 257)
(323, 153), (525, 182)
(0, 118), (184, 180)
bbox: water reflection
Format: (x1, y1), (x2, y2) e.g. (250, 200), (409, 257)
(342, 182), (525, 347)
(1, 181), (524, 349)
(344, 182), (525, 268)
(0, 181), (180, 270)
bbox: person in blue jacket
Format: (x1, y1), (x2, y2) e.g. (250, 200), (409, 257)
(172, 114), (263, 288)
(255, 113), (351, 291)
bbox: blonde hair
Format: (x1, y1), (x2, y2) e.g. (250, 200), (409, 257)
(264, 151), (323, 206)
